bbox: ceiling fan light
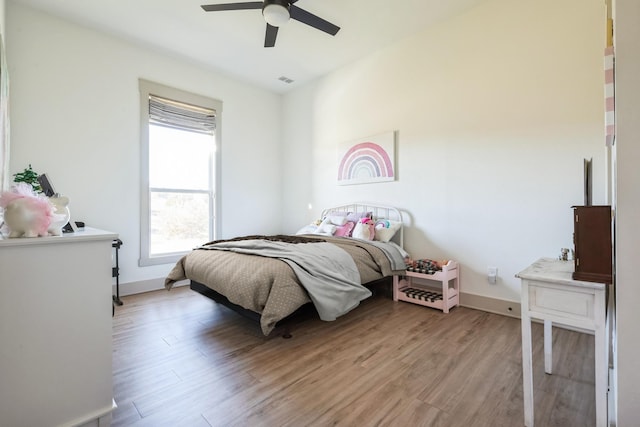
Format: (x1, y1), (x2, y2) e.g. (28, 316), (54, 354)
(263, 3), (290, 27)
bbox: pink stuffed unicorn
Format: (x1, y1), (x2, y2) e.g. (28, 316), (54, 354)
(352, 217), (375, 240)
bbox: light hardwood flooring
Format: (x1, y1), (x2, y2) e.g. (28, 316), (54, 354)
(112, 285), (596, 427)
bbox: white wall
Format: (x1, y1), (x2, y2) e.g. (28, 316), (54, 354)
(612, 0), (640, 423)
(0, 0), (4, 37)
(282, 0), (605, 303)
(6, 3), (283, 286)
(0, 0), (6, 193)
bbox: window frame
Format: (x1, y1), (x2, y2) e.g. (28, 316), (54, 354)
(139, 79), (223, 266)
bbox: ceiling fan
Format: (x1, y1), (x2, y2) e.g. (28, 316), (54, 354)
(201, 0), (341, 48)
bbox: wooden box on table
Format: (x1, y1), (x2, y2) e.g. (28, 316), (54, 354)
(572, 205), (612, 284)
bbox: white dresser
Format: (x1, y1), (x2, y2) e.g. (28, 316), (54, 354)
(0, 228), (117, 427)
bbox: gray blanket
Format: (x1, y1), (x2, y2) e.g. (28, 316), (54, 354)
(354, 239), (408, 271)
(199, 239), (371, 321)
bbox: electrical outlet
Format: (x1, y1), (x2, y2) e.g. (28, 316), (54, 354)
(488, 266), (498, 284)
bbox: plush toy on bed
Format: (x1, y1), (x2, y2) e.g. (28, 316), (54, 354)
(352, 217), (375, 240)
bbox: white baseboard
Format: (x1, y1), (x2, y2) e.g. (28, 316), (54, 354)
(115, 284), (523, 317)
(112, 285), (589, 335)
(65, 401), (115, 427)
(113, 277), (189, 297)
(460, 292), (521, 319)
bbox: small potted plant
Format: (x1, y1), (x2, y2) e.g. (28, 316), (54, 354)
(12, 164), (43, 193)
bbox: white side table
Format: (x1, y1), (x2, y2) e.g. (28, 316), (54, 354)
(516, 258), (608, 427)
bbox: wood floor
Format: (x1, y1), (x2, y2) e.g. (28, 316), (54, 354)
(111, 285), (596, 427)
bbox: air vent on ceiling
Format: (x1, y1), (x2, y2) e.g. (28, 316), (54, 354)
(278, 76), (295, 84)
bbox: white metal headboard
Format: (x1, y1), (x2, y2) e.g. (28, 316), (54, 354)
(321, 202), (404, 248)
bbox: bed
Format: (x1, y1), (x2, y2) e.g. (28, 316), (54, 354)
(164, 203), (407, 337)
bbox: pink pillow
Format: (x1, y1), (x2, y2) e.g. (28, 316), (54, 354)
(334, 221), (355, 237)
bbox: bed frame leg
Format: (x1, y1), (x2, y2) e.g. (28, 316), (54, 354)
(281, 328), (292, 339)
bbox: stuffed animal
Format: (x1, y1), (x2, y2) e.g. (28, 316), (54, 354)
(352, 217), (375, 240)
(0, 183), (55, 238)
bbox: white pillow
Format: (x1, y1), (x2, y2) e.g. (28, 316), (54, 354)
(296, 224), (318, 235)
(314, 218), (337, 236)
(374, 220), (401, 242)
(327, 215), (348, 226)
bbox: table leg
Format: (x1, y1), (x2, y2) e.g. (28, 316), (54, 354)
(595, 324), (607, 427)
(521, 312), (534, 426)
(544, 320), (553, 374)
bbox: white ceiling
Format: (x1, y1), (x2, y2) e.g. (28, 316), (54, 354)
(14, 0), (486, 93)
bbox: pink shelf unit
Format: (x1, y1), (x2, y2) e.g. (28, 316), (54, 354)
(393, 260), (460, 313)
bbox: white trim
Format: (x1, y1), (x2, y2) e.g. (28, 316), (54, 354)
(138, 79), (222, 267)
(63, 401), (115, 427)
(459, 291), (521, 319)
(113, 277), (189, 297)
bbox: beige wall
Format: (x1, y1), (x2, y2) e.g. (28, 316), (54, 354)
(3, 0), (608, 303)
(613, 0), (640, 423)
(6, 3), (283, 286)
(282, 0), (605, 304)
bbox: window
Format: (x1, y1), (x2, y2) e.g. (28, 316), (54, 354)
(139, 80), (222, 266)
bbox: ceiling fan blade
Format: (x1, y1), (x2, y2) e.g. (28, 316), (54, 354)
(264, 24), (279, 47)
(290, 5), (340, 36)
(201, 2), (263, 12)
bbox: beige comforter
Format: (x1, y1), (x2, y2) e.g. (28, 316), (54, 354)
(165, 236), (405, 335)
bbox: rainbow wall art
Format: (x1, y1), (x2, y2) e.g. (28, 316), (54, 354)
(337, 131), (396, 185)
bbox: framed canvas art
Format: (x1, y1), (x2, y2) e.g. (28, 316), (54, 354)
(337, 131), (396, 185)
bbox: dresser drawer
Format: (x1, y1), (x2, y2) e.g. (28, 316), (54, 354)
(528, 281), (595, 322)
